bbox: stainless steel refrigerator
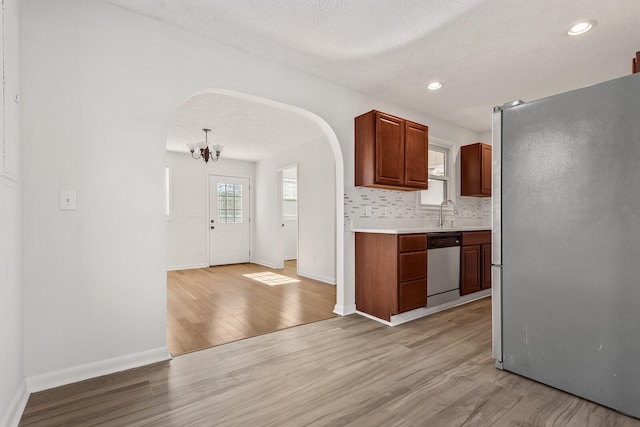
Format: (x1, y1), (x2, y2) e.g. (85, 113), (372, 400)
(492, 72), (640, 418)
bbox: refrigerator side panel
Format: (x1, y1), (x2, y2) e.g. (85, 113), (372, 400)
(492, 108), (502, 266)
(501, 73), (640, 418)
(491, 108), (503, 367)
(491, 266), (502, 367)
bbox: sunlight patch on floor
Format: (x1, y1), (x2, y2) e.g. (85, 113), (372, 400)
(243, 271), (301, 286)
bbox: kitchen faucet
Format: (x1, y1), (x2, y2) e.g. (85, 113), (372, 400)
(439, 199), (455, 228)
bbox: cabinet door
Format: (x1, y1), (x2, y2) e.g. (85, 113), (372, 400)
(399, 234), (427, 252)
(375, 113), (404, 187)
(355, 233), (398, 321)
(481, 144), (492, 195)
(398, 279), (427, 313)
(481, 243), (492, 289)
(460, 245), (481, 295)
(461, 142), (491, 197)
(399, 251), (427, 282)
(404, 122), (429, 189)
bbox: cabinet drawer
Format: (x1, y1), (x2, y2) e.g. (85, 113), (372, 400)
(399, 234), (427, 252)
(399, 251), (427, 282)
(398, 279), (427, 313)
(461, 231), (491, 246)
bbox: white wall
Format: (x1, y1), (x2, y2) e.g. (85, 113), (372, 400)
(166, 151), (254, 270)
(0, 1), (27, 426)
(22, 0), (173, 388)
(21, 0), (480, 390)
(479, 130), (492, 144)
(254, 137), (335, 283)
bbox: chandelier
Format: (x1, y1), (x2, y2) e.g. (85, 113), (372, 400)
(187, 128), (223, 163)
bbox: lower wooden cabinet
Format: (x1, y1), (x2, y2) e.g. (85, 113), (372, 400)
(355, 233), (427, 321)
(460, 231), (492, 296)
(461, 245), (482, 295)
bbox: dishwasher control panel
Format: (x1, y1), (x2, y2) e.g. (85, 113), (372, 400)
(427, 232), (461, 249)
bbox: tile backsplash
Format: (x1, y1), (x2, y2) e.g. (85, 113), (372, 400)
(345, 186), (491, 230)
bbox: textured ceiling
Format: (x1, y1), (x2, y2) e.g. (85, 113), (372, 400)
(104, 0), (640, 157)
(167, 92), (324, 161)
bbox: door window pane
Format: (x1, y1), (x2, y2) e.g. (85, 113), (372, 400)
(217, 182), (243, 223)
(283, 179), (297, 200)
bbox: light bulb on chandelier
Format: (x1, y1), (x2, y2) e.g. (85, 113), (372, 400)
(187, 128), (224, 163)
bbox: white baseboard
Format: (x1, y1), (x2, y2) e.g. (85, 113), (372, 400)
(167, 263), (207, 271)
(390, 290), (491, 326)
(2, 379), (29, 427)
(251, 259), (279, 269)
(353, 290), (492, 327)
(355, 310), (393, 326)
(26, 347), (171, 393)
(334, 303), (356, 316)
(296, 270), (336, 285)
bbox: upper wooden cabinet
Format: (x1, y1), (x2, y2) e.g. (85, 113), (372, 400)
(460, 142), (492, 197)
(355, 110), (429, 191)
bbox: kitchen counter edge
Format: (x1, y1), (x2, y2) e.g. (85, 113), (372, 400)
(351, 226), (491, 234)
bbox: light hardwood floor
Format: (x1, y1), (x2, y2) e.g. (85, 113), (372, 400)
(167, 260), (337, 355)
(20, 298), (640, 426)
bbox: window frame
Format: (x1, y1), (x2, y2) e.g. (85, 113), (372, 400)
(165, 165), (172, 220)
(417, 138), (456, 210)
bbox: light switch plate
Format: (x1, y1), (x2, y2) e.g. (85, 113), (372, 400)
(59, 190), (77, 210)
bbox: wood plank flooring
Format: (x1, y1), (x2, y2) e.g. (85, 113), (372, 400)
(167, 260), (337, 355)
(20, 298), (640, 426)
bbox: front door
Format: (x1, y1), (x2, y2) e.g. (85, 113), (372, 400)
(209, 175), (250, 266)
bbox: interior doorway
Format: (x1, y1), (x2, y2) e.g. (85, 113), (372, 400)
(278, 165), (298, 269)
(166, 89), (346, 356)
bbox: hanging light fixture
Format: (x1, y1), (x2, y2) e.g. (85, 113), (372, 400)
(187, 128), (223, 163)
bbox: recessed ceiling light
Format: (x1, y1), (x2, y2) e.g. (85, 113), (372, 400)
(568, 20), (596, 36)
(427, 82), (443, 90)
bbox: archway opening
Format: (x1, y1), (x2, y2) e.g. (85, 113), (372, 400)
(164, 89), (345, 355)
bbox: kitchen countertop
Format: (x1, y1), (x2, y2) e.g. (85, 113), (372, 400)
(351, 226), (491, 234)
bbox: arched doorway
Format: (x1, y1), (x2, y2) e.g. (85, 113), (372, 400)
(165, 89), (345, 354)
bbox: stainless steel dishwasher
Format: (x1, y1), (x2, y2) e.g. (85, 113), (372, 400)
(427, 232), (461, 307)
